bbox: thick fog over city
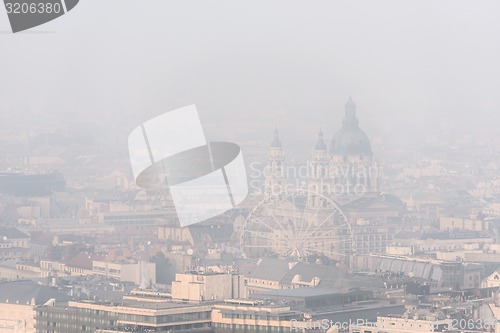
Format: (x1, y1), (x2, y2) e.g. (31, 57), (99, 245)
(1, 1), (500, 333)
(2, 1), (500, 150)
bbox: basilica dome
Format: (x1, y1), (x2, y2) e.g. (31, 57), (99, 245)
(329, 97), (372, 157)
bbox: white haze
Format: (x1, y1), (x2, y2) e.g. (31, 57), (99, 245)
(1, 0), (499, 161)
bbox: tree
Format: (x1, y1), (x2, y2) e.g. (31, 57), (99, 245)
(151, 251), (172, 285)
(0, 204), (19, 225)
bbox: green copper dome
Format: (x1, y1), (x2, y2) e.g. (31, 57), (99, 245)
(329, 97), (372, 156)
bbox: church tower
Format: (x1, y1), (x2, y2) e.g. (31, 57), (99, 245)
(264, 126), (286, 196)
(329, 97), (379, 196)
(307, 128), (329, 208)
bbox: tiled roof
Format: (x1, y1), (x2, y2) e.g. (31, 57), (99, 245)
(0, 227), (29, 240)
(0, 280), (71, 305)
(247, 258), (290, 281)
(247, 258), (349, 289)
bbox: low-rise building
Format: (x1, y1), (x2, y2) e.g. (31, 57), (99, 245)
(40, 253), (100, 278)
(0, 280), (71, 333)
(350, 313), (455, 333)
(0, 227), (30, 261)
(244, 258), (349, 296)
(439, 216), (489, 232)
(36, 298), (213, 333)
(250, 287), (372, 311)
(482, 266), (500, 288)
(0, 261), (40, 281)
(360, 254), (479, 290)
(212, 300), (307, 333)
(100, 210), (174, 227)
(92, 260), (156, 286)
(172, 271), (245, 302)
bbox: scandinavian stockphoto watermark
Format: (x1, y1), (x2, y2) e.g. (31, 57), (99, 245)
(290, 318), (373, 331)
(127, 105), (249, 227)
(248, 161), (380, 196)
(126, 105), (377, 226)
(3, 0), (79, 33)
(290, 318), (456, 331)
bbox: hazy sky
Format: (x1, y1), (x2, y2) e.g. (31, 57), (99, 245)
(1, 0), (499, 158)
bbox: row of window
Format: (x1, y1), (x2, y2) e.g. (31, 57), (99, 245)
(214, 323), (291, 333)
(119, 311), (211, 324)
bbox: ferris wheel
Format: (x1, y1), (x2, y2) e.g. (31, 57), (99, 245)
(240, 189), (353, 261)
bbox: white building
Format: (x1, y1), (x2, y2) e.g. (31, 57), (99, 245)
(171, 271), (245, 302)
(92, 260), (156, 286)
(482, 266), (500, 288)
(350, 313), (455, 333)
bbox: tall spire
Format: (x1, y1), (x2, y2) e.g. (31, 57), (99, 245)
(315, 127), (326, 150)
(270, 124), (282, 148)
(344, 96), (359, 126)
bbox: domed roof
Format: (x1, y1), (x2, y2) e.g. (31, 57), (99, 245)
(329, 97), (372, 156)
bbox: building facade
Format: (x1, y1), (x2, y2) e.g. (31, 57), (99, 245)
(265, 97), (380, 201)
(172, 272), (245, 302)
(36, 299), (213, 333)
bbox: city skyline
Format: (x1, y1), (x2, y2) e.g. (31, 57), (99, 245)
(2, 1), (500, 333)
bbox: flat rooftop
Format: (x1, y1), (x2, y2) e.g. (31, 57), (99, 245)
(251, 287), (351, 298)
(118, 299), (213, 310)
